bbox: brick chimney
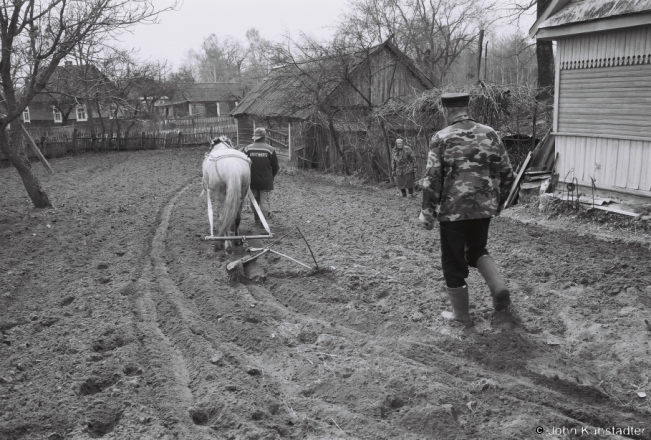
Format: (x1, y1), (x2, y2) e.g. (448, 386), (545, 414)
(64, 60), (72, 67)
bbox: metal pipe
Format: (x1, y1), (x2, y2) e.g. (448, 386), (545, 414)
(205, 234), (274, 240)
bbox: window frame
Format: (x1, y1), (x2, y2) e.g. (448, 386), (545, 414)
(22, 106), (30, 123)
(53, 106), (62, 123)
(76, 105), (88, 122)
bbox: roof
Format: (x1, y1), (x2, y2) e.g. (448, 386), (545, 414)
(229, 66), (328, 121)
(171, 83), (243, 104)
(230, 39), (435, 121)
(531, 0), (651, 37)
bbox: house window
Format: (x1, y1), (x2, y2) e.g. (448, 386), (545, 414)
(189, 103), (205, 115)
(216, 103), (221, 116)
(109, 108), (117, 119)
(235, 101), (239, 107)
(53, 107), (62, 123)
(22, 107), (30, 123)
(76, 105), (87, 122)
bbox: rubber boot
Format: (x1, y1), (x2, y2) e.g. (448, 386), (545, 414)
(476, 255), (511, 311)
(445, 285), (473, 326)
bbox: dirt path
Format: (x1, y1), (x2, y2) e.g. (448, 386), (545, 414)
(1, 148), (650, 439)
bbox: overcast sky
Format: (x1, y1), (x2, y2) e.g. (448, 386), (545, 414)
(117, 0), (536, 68)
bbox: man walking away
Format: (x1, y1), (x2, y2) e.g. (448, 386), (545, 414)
(418, 93), (515, 327)
(244, 127), (279, 227)
(391, 138), (417, 198)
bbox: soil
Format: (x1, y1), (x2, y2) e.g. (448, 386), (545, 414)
(1, 147), (650, 440)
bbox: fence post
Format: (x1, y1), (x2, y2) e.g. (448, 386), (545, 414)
(40, 135), (48, 158)
(71, 128), (78, 155)
(288, 122), (291, 161)
(177, 131), (182, 148)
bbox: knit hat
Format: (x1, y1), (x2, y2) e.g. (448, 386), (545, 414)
(253, 127), (266, 141)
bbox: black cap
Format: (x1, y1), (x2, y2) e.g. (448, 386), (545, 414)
(441, 93), (470, 108)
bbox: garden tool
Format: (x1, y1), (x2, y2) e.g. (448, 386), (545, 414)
(476, 255), (511, 311)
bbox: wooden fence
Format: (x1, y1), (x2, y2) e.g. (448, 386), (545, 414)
(266, 129), (290, 157)
(0, 125), (238, 163)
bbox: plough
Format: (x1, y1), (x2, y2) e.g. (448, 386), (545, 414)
(204, 188), (274, 241)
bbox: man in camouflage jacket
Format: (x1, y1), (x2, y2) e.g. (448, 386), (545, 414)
(418, 93), (514, 326)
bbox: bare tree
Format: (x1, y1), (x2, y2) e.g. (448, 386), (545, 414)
(508, 0), (554, 100)
(0, 0), (177, 208)
(267, 33), (433, 176)
(183, 34), (247, 83)
(338, 0), (498, 85)
(91, 49), (172, 141)
(485, 31), (537, 86)
(242, 28), (273, 90)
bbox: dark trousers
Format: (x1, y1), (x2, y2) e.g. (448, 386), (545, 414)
(400, 188), (414, 196)
(439, 218), (491, 288)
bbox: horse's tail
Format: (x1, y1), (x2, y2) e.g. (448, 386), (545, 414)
(217, 168), (242, 238)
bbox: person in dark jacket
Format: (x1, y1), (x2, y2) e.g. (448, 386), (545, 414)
(243, 127), (279, 227)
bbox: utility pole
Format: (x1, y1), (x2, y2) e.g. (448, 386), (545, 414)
(476, 30), (485, 81)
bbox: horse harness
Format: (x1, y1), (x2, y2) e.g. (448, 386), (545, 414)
(206, 152), (252, 167)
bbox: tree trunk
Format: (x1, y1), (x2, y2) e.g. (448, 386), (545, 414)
(536, 0), (555, 102)
(0, 128), (53, 208)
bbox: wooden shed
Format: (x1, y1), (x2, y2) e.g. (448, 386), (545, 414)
(530, 0), (651, 203)
(161, 82), (244, 119)
(230, 39), (434, 173)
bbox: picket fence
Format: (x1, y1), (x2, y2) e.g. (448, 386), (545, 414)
(0, 122), (237, 163)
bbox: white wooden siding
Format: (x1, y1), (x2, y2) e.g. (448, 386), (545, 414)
(558, 64), (651, 138)
(559, 25), (651, 69)
(555, 134), (651, 191)
(555, 27), (651, 195)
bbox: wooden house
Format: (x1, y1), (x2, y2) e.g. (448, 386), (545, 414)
(230, 39), (435, 172)
(19, 61), (113, 128)
(530, 0), (651, 203)
(159, 83), (244, 119)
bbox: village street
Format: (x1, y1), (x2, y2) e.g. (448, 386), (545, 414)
(1, 147), (650, 439)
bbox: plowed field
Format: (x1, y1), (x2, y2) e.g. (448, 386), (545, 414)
(1, 147), (650, 440)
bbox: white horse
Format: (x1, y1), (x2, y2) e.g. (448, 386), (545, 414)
(201, 136), (251, 253)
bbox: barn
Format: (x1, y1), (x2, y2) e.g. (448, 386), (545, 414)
(530, 0), (651, 204)
(230, 39), (435, 175)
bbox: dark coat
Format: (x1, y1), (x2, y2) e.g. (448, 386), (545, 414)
(243, 141), (279, 191)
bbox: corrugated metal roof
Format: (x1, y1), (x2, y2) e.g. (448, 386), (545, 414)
(173, 83), (243, 104)
(540, 0), (651, 29)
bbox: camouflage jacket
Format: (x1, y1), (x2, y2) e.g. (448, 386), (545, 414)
(391, 145), (417, 176)
(420, 116), (514, 223)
